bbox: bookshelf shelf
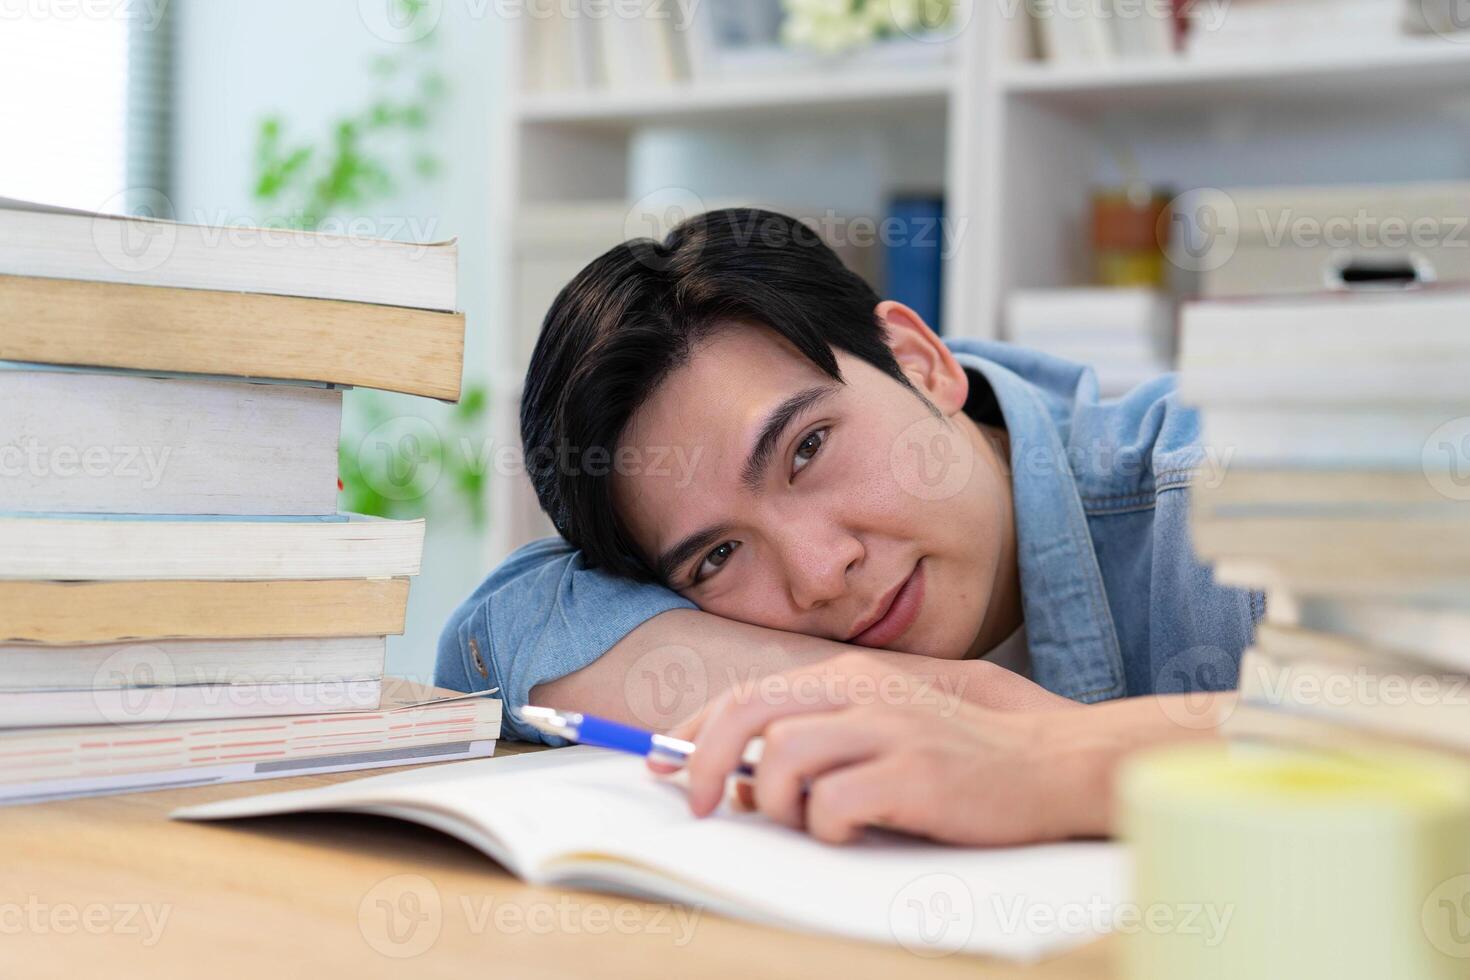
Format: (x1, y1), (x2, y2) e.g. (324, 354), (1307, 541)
(998, 40), (1470, 109)
(517, 67), (955, 128)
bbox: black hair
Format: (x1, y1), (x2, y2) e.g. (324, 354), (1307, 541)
(520, 207), (916, 581)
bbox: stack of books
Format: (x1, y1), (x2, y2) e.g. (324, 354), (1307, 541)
(1179, 287), (1470, 757)
(520, 0), (953, 93)
(1184, 0), (1415, 59)
(0, 199), (501, 803)
(523, 0), (692, 92)
(1007, 287), (1175, 396)
(1026, 0), (1180, 64)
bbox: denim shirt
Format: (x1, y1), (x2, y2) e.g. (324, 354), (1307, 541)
(437, 339), (1263, 743)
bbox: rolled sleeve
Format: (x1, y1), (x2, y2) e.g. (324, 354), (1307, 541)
(435, 537), (694, 744)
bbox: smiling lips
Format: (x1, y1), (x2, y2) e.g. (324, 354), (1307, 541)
(849, 561), (925, 649)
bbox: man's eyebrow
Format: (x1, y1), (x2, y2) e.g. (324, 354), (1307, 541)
(654, 524), (733, 587)
(651, 383), (839, 585)
(739, 382), (841, 493)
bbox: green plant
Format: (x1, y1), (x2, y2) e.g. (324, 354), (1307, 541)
(338, 386), (491, 527)
(781, 0), (955, 53)
(251, 16), (446, 229)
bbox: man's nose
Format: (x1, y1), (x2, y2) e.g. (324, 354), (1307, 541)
(782, 521), (863, 612)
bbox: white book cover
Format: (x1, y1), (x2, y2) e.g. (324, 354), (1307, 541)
(1109, 1), (1176, 57)
(598, 0), (678, 89)
(1030, 0), (1115, 62)
(0, 514), (424, 581)
(2, 740), (499, 807)
(1180, 288), (1470, 404)
(1282, 595), (1470, 673)
(1200, 405), (1470, 467)
(0, 197), (457, 311)
(0, 368), (342, 516)
(0, 676), (384, 728)
(0, 635), (387, 690)
(1008, 288), (1175, 346)
(1213, 559), (1470, 606)
(1236, 643), (1470, 754)
(0, 681), (500, 785)
(175, 746), (1126, 962)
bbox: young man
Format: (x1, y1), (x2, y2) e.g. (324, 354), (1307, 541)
(437, 208), (1260, 844)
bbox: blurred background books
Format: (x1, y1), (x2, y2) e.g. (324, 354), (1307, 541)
(1179, 287), (1470, 761)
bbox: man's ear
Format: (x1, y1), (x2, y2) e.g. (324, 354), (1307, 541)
(875, 300), (969, 417)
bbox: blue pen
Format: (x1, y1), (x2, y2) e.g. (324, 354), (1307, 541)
(519, 705), (756, 782)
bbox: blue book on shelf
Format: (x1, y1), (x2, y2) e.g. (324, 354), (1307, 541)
(883, 196), (945, 334)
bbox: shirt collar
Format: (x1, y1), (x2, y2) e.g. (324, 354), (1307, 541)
(950, 342), (1127, 703)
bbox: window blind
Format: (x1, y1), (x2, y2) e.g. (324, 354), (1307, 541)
(0, 2), (175, 214)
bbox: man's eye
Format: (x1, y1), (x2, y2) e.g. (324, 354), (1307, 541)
(792, 427), (828, 476)
(694, 540), (740, 584)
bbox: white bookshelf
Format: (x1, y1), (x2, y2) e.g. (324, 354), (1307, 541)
(998, 38), (1470, 106)
(517, 67), (954, 126)
(486, 4), (1470, 563)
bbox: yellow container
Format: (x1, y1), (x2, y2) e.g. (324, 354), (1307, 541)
(1120, 743), (1470, 980)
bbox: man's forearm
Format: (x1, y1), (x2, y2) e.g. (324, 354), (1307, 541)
(1049, 691), (1238, 839)
(529, 608), (856, 729)
(529, 608), (1074, 730)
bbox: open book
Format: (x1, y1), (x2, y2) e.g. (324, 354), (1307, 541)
(174, 746), (1124, 961)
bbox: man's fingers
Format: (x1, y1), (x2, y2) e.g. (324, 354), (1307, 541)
(752, 713), (884, 830)
(804, 756), (911, 844)
(683, 671), (869, 816)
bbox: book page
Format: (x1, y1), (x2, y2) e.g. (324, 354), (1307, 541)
(176, 746), (1124, 961)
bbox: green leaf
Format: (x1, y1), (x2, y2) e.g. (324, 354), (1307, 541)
(455, 385), (488, 420)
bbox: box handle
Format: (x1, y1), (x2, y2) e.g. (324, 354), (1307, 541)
(1324, 251), (1436, 290)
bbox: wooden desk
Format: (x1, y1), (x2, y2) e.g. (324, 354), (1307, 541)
(2, 744), (1114, 979)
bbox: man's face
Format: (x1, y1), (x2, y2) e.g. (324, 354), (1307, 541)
(611, 315), (1014, 661)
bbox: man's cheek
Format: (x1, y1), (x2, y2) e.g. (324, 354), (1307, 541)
(700, 588), (808, 637)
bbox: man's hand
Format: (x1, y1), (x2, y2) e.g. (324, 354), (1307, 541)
(658, 655), (1233, 846)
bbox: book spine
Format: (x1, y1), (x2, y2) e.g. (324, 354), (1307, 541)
(883, 196), (946, 334)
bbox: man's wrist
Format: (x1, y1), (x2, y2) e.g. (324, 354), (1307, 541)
(1041, 694), (1233, 839)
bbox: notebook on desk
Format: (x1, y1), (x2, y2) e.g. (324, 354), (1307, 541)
(173, 745), (1124, 962)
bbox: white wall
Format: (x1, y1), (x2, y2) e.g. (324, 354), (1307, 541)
(172, 0), (506, 684)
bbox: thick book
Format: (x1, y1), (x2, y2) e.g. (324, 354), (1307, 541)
(173, 746), (1124, 962)
(1278, 593), (1470, 673)
(4, 740), (499, 807)
(1233, 631), (1470, 756)
(0, 676), (384, 728)
(1191, 469), (1459, 517)
(1191, 511), (1470, 576)
(0, 679), (501, 804)
(0, 635), (386, 690)
(1006, 287), (1174, 397)
(1222, 702), (1469, 765)
(0, 368), (341, 516)
(1179, 288), (1470, 405)
(1214, 558), (1470, 606)
(1007, 287), (1175, 352)
(1251, 620), (1470, 676)
(0, 197), (458, 311)
(0, 274), (465, 400)
(0, 514), (424, 580)
(0, 578), (410, 645)
(1199, 405), (1467, 468)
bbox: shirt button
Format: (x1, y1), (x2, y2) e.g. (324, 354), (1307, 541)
(468, 636), (488, 679)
